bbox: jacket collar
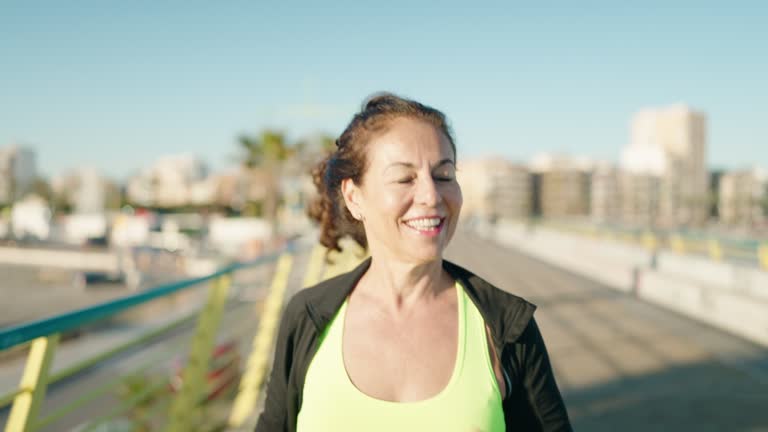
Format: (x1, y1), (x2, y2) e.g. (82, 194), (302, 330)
(303, 257), (536, 347)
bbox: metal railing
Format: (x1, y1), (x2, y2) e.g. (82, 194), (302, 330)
(0, 247), (269, 432)
(0, 237), (367, 432)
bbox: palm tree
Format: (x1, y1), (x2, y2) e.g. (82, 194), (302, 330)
(238, 130), (294, 224)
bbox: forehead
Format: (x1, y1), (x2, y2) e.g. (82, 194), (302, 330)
(366, 117), (454, 167)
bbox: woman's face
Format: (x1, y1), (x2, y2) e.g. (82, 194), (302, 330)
(343, 116), (462, 264)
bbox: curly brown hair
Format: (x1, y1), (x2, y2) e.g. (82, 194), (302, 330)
(307, 92), (457, 253)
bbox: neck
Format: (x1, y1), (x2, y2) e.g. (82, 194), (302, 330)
(358, 254), (449, 313)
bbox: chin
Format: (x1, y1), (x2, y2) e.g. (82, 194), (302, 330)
(404, 247), (444, 264)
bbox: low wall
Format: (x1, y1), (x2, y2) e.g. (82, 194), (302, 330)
(0, 246), (118, 271)
(492, 222), (768, 347)
(654, 252), (768, 302)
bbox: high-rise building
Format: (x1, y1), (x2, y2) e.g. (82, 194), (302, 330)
(0, 145), (37, 204)
(127, 154), (208, 207)
(590, 162), (622, 223)
(457, 158), (531, 222)
(52, 167), (108, 213)
(490, 162), (531, 221)
(619, 172), (662, 226)
(709, 170), (724, 220)
(718, 168), (768, 227)
(529, 154), (592, 219)
(621, 104), (708, 227)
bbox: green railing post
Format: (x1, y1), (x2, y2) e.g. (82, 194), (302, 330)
(5, 334), (59, 432)
(165, 275), (232, 432)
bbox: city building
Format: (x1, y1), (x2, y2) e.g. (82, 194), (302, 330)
(51, 167), (109, 213)
(708, 170), (724, 220)
(529, 154), (592, 219)
(718, 167), (768, 227)
(10, 194), (50, 240)
(457, 158), (531, 222)
(622, 104), (708, 227)
(188, 175), (220, 207)
(618, 172), (662, 226)
(590, 162), (622, 223)
(127, 154), (208, 208)
(213, 172), (242, 209)
(0, 145), (37, 204)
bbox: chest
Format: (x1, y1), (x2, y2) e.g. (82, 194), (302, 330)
(295, 287), (508, 432)
(342, 299), (459, 402)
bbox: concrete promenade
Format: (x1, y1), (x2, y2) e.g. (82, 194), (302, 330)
(445, 231), (768, 431)
(3, 232), (768, 430)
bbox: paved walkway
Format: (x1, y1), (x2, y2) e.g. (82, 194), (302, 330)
(445, 230), (768, 432)
(6, 234), (768, 431)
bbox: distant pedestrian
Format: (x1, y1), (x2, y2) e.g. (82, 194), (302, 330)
(256, 93), (572, 432)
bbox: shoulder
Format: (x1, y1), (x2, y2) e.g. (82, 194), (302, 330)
(280, 269), (357, 330)
(444, 259), (537, 343)
(444, 259), (533, 304)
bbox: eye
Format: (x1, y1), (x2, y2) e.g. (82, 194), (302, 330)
(433, 167), (456, 182)
(396, 177), (415, 184)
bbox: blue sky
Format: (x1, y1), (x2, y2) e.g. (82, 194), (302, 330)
(1, 1), (766, 180)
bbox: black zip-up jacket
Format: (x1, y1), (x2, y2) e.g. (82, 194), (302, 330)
(255, 258), (573, 432)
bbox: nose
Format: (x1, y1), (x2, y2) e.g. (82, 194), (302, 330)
(415, 175), (442, 207)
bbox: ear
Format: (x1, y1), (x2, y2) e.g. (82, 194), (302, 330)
(341, 178), (363, 220)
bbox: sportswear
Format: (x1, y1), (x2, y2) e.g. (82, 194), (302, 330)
(255, 257), (572, 432)
(296, 281), (506, 431)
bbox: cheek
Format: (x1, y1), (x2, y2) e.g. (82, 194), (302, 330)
(371, 188), (411, 220)
(454, 186), (463, 209)
(443, 185), (463, 212)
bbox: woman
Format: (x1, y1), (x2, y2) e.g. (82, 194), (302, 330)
(256, 94), (572, 432)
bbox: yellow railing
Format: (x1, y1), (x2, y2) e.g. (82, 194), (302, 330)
(0, 239), (367, 432)
(228, 238), (365, 429)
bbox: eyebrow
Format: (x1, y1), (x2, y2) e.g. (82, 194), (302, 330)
(384, 159), (456, 171)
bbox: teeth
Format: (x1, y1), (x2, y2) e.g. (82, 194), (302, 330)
(405, 218), (441, 229)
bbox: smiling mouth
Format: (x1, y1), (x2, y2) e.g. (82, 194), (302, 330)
(403, 217), (445, 235)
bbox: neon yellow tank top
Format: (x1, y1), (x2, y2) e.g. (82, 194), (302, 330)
(296, 282), (506, 431)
